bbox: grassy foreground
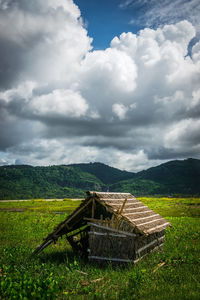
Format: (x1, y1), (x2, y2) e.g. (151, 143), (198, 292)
(0, 197), (200, 299)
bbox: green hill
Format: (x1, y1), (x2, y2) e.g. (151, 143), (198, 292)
(0, 158), (199, 199)
(110, 158), (200, 196)
(109, 178), (165, 196)
(67, 162), (134, 184)
(0, 165), (105, 199)
(135, 158), (200, 195)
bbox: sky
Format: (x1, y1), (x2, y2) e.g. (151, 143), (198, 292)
(0, 0), (200, 172)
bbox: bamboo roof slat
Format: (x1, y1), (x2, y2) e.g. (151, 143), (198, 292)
(135, 217), (163, 226)
(144, 222), (171, 234)
(123, 206), (147, 213)
(105, 201), (143, 207)
(121, 202), (143, 207)
(101, 198), (137, 202)
(88, 191), (170, 235)
(138, 220), (170, 234)
(131, 214), (160, 222)
(122, 210), (154, 217)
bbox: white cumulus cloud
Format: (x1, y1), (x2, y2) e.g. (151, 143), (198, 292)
(29, 89), (88, 118)
(0, 0), (200, 170)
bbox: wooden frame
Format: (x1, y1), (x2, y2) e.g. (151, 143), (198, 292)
(137, 236), (165, 254)
(88, 231), (127, 238)
(87, 222), (136, 237)
(88, 256), (132, 263)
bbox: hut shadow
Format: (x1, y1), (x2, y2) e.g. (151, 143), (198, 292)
(36, 250), (128, 270)
(37, 250), (79, 265)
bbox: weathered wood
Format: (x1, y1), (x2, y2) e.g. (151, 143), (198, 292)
(88, 231), (127, 238)
(88, 256), (132, 263)
(46, 198), (91, 238)
(134, 243), (164, 263)
(67, 227), (88, 239)
(91, 192), (131, 195)
(87, 222), (136, 237)
(65, 198), (92, 225)
(144, 222), (171, 234)
(153, 262), (166, 273)
(106, 202), (141, 208)
(119, 198), (127, 215)
(123, 209), (150, 215)
(124, 206), (147, 213)
(32, 239), (53, 255)
(133, 214), (160, 222)
(137, 236), (165, 254)
(67, 236), (81, 252)
(84, 217), (105, 223)
(101, 198), (136, 202)
(92, 198), (95, 218)
(33, 191), (170, 259)
(137, 217), (164, 227)
(119, 205), (145, 210)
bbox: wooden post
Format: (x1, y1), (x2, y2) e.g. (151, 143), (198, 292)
(92, 198), (95, 219)
(113, 198), (127, 229)
(119, 198), (127, 215)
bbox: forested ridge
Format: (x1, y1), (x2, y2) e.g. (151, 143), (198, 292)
(0, 158), (199, 199)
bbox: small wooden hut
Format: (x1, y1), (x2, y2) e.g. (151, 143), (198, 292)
(33, 192), (171, 263)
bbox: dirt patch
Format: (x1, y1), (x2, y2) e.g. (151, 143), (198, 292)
(0, 208), (26, 212)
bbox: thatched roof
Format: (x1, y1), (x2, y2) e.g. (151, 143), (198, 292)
(87, 191), (170, 235)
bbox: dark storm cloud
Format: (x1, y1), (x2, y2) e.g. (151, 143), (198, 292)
(148, 148), (200, 160)
(0, 116), (36, 151)
(0, 1), (47, 88)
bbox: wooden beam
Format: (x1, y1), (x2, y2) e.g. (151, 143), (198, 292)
(137, 236), (165, 254)
(119, 198), (127, 215)
(88, 256), (132, 263)
(32, 239), (53, 255)
(88, 231), (127, 238)
(84, 217), (105, 223)
(87, 222), (136, 237)
(92, 198), (95, 219)
(64, 198), (92, 226)
(67, 227), (88, 239)
(134, 243), (164, 263)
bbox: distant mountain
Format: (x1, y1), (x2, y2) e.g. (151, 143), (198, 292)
(66, 162), (134, 184)
(0, 158), (199, 199)
(137, 158), (200, 182)
(136, 158), (200, 195)
(110, 158), (200, 196)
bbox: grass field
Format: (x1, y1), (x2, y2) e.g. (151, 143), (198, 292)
(0, 197), (200, 299)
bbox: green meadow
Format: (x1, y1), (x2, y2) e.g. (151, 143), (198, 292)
(0, 197), (200, 299)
